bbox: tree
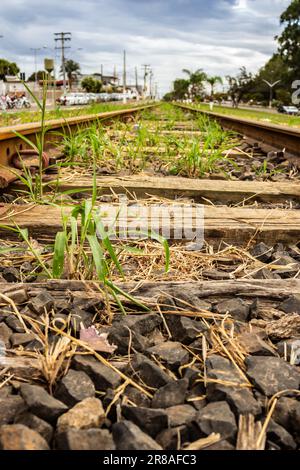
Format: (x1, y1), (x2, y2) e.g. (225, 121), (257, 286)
(81, 77), (102, 93)
(0, 59), (20, 79)
(206, 76), (223, 99)
(173, 78), (190, 100)
(277, 0), (300, 77)
(226, 67), (254, 107)
(253, 54), (291, 105)
(61, 59), (80, 90)
(182, 68), (207, 100)
(27, 70), (46, 82)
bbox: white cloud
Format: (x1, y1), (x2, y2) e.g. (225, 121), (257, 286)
(0, 0), (291, 94)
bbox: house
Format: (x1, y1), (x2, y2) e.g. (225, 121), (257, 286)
(0, 76), (25, 95)
(76, 73), (119, 88)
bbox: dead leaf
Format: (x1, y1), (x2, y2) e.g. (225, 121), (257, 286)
(80, 326), (117, 354)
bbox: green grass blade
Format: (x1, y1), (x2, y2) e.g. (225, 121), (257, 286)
(87, 233), (106, 280)
(95, 215), (124, 277)
(52, 231), (67, 278)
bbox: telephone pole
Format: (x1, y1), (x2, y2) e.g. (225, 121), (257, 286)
(149, 69), (154, 100)
(123, 50), (127, 103)
(142, 64), (150, 99)
(54, 32), (71, 94)
(30, 48), (42, 90)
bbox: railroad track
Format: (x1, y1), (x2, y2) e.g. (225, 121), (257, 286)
(0, 103), (299, 451)
(175, 102), (300, 161)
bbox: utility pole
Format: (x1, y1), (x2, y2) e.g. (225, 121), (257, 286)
(149, 69), (153, 100)
(135, 66), (140, 101)
(54, 32), (71, 95)
(142, 64), (150, 99)
(123, 50), (127, 103)
(101, 64), (103, 80)
(262, 79), (281, 109)
(154, 82), (158, 101)
(30, 48), (42, 90)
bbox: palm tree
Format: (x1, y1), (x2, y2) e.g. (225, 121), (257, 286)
(61, 59), (81, 90)
(206, 76), (223, 99)
(182, 68), (207, 101)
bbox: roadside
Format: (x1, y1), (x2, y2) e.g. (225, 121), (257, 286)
(198, 103), (300, 128)
(0, 100), (141, 127)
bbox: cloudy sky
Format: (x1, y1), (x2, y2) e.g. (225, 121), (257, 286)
(0, 0), (290, 94)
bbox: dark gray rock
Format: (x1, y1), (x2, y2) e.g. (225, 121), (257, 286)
(54, 369), (95, 407)
(156, 426), (189, 450)
(215, 298), (249, 322)
(252, 269), (281, 280)
(0, 322), (12, 347)
(279, 295), (300, 314)
(152, 379), (188, 408)
(183, 366), (201, 386)
(197, 401), (237, 440)
(5, 315), (25, 333)
(24, 339), (44, 352)
(14, 411), (53, 443)
(0, 385), (12, 398)
(272, 397), (299, 429)
(267, 419), (297, 450)
(114, 313), (162, 335)
(108, 325), (150, 355)
(236, 331), (277, 356)
(146, 341), (189, 370)
(10, 333), (36, 348)
(20, 384), (68, 423)
(266, 440), (281, 450)
(122, 405), (169, 437)
(204, 440), (235, 450)
(291, 401), (300, 439)
(72, 355), (121, 390)
(124, 386), (151, 408)
(186, 385), (207, 412)
(5, 289), (28, 305)
(205, 354), (260, 416)
(0, 424), (49, 450)
(131, 353), (173, 388)
(245, 356), (300, 396)
(112, 420), (162, 450)
(0, 396), (26, 425)
(165, 404), (197, 427)
(166, 316), (207, 344)
(250, 242), (273, 263)
(2, 267), (21, 283)
(29, 291), (54, 315)
(0, 306), (12, 322)
(272, 255), (300, 276)
(56, 428), (115, 450)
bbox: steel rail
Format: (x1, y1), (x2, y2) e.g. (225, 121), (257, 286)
(0, 103), (156, 187)
(173, 103), (300, 160)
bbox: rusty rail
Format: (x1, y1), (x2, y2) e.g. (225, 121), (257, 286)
(174, 103), (300, 160)
(0, 103), (156, 187)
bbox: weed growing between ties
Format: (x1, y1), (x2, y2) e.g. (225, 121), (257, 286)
(0, 167), (170, 315)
